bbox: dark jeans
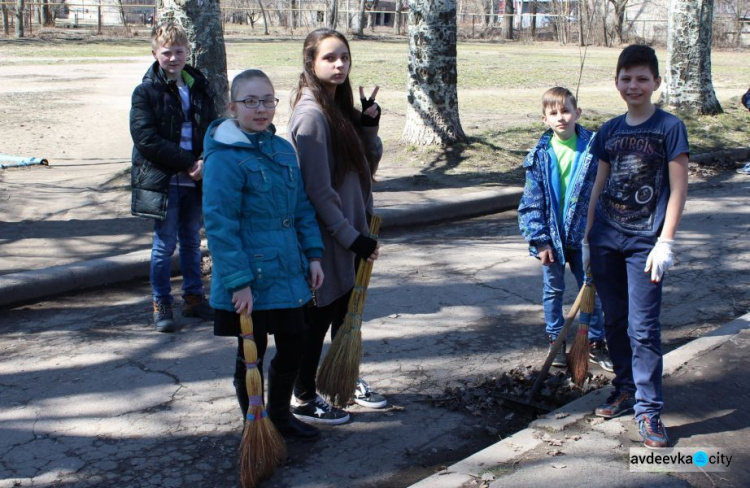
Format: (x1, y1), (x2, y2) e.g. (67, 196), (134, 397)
(589, 221), (663, 418)
(293, 289), (352, 402)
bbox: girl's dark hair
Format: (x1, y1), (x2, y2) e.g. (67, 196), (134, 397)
(293, 28), (371, 188)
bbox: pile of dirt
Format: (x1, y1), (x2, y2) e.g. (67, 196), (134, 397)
(431, 366), (611, 438)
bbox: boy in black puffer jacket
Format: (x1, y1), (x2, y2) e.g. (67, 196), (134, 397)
(130, 22), (219, 332)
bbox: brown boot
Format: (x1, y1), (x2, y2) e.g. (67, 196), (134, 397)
(182, 294), (214, 320)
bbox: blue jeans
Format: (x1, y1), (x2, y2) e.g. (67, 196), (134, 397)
(150, 185), (204, 303)
(543, 248), (605, 342)
(588, 221), (663, 418)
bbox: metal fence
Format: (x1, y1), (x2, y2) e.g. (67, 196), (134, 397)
(1, 1), (748, 48)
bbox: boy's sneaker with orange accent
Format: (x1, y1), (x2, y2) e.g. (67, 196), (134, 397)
(153, 300), (176, 333)
(638, 414), (670, 449)
(594, 390), (635, 418)
(182, 294), (214, 320)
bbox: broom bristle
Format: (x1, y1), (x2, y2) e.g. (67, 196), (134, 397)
(318, 320), (362, 406)
(316, 216), (380, 407)
(238, 315), (286, 488)
(569, 323), (590, 386)
(239, 409), (286, 488)
(568, 281), (596, 387)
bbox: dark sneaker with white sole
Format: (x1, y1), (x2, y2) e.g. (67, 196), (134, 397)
(638, 414), (670, 449)
(595, 390), (635, 418)
(589, 341), (614, 372)
(291, 394), (350, 425)
(354, 379), (387, 408)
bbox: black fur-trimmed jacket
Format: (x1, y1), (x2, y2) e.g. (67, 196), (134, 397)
(129, 61), (218, 220)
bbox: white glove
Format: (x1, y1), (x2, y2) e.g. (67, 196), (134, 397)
(645, 238), (674, 283)
(582, 240), (590, 272)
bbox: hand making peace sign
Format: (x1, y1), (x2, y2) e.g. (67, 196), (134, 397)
(359, 85), (381, 127)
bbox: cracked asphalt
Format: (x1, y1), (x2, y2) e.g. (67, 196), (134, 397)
(2, 172), (749, 487)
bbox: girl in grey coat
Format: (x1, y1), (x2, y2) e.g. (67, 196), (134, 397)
(287, 28), (386, 425)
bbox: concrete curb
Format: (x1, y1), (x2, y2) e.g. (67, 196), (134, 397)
(408, 311), (750, 488)
(0, 189), (523, 309)
(378, 187), (523, 229)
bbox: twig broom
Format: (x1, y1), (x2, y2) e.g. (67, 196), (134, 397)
(568, 274), (596, 387)
(528, 283), (586, 401)
(238, 314), (286, 488)
(317, 215), (382, 407)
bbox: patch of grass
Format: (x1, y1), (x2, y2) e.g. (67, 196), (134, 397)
(1, 35), (747, 187)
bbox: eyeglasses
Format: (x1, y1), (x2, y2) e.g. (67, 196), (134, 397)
(233, 97), (279, 109)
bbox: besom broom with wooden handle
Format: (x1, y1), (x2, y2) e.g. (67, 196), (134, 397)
(317, 215), (382, 407)
(568, 273), (597, 387)
(238, 314), (286, 488)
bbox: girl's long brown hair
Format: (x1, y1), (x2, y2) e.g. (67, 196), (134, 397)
(293, 28), (371, 188)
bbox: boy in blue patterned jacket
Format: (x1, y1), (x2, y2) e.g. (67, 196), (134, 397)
(518, 87), (612, 371)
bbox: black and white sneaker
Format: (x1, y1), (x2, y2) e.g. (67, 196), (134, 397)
(291, 394), (350, 425)
(353, 379), (387, 408)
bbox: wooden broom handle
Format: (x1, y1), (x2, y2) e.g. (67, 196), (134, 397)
(528, 283), (587, 401)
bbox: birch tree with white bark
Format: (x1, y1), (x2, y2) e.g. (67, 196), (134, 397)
(158, 0), (229, 114)
(403, 0), (467, 145)
(662, 0), (723, 115)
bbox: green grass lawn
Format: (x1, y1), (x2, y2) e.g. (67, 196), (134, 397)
(2, 35), (747, 185)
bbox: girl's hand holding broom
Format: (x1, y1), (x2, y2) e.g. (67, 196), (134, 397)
(234, 259), (322, 488)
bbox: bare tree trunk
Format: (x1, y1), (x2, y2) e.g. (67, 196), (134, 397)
(257, 0), (269, 35)
(290, 0), (297, 29)
(393, 0), (403, 34)
(158, 0), (229, 116)
(531, 1), (538, 40)
(608, 0), (628, 44)
(2, 4), (10, 37)
(403, 0), (467, 145)
(504, 0), (513, 40)
(42, 0), (52, 26)
(15, 0), (23, 38)
(368, 0), (378, 31)
(328, 0), (338, 29)
(116, 0), (130, 33)
(579, 0), (587, 46)
(356, 0), (366, 35)
(662, 0), (723, 115)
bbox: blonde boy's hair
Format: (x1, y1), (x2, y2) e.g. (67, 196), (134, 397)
(151, 22), (189, 50)
(541, 87), (577, 114)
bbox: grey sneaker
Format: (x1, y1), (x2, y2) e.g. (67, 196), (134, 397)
(589, 341), (614, 372)
(354, 379), (387, 408)
(291, 394), (350, 425)
(549, 337), (567, 368)
(153, 300), (176, 333)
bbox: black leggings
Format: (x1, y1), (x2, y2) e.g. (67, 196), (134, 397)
(229, 308), (307, 400)
(293, 289), (353, 402)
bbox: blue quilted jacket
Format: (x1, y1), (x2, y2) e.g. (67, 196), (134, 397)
(517, 125), (597, 265)
(202, 118), (324, 312)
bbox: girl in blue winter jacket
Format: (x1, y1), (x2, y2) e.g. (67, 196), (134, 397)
(202, 69), (324, 441)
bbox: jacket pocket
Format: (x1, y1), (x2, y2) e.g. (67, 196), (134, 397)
(249, 248), (279, 290)
(247, 162), (272, 193)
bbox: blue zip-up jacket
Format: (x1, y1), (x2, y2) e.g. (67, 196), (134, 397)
(518, 125), (597, 265)
(202, 118), (324, 312)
